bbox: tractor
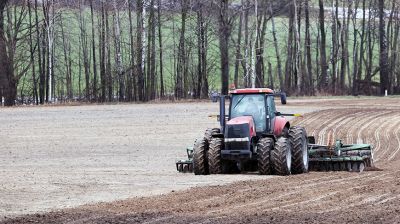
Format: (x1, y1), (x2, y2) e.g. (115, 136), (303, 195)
(192, 88), (308, 176)
(176, 88), (374, 175)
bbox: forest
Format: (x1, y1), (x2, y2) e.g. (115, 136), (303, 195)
(0, 0), (398, 106)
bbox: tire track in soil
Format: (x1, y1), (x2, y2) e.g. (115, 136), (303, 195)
(350, 111), (394, 161)
(376, 116), (400, 162)
(370, 115), (395, 157)
(372, 114), (400, 162)
(388, 124), (400, 161)
(331, 111), (366, 142)
(296, 109), (345, 144)
(342, 110), (376, 144)
(355, 111), (391, 144)
(362, 112), (390, 152)
(206, 172), (388, 217)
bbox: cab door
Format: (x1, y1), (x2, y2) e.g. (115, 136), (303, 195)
(266, 95), (276, 133)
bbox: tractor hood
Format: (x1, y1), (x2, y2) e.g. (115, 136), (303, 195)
(225, 116), (256, 139)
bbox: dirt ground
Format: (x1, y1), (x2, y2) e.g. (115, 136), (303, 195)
(2, 97), (400, 223)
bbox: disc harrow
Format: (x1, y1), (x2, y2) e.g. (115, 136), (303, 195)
(308, 139), (374, 172)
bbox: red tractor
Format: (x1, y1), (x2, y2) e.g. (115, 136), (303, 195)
(193, 88), (309, 176)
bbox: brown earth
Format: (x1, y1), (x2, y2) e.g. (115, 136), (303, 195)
(2, 97), (400, 223)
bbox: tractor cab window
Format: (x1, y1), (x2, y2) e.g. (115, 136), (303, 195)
(267, 96), (276, 119)
(230, 94), (266, 132)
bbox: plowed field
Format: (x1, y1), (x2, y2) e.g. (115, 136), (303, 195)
(2, 97), (400, 223)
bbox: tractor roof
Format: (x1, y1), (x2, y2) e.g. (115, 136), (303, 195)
(229, 88), (274, 94)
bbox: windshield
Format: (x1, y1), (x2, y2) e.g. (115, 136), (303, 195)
(230, 94), (266, 132)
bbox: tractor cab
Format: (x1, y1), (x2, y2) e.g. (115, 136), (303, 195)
(218, 88), (289, 139)
(229, 91), (277, 134)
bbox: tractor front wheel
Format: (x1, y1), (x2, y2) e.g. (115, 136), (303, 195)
(289, 126), (309, 174)
(193, 138), (209, 175)
(271, 137), (292, 176)
(257, 137), (274, 175)
(208, 138), (225, 174)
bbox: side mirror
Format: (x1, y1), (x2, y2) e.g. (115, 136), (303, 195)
(280, 92), (287, 105)
(210, 92), (219, 103)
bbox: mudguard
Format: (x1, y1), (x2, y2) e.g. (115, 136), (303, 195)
(274, 116), (289, 136)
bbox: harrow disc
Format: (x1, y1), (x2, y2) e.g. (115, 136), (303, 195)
(351, 161), (365, 172)
(183, 164), (189, 173)
(177, 164), (183, 172)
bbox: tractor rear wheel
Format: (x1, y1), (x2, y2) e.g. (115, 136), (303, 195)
(193, 138), (209, 175)
(208, 138), (225, 174)
(257, 137), (274, 175)
(271, 137), (292, 176)
(289, 126), (309, 174)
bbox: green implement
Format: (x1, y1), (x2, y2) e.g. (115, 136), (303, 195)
(308, 139), (374, 172)
(176, 147), (194, 173)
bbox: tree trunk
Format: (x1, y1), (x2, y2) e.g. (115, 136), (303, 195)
(218, 0), (231, 95)
(175, 0), (188, 99)
(233, 3), (243, 89)
(28, 0), (38, 104)
(318, 0), (328, 90)
(379, 0), (389, 95)
(136, 0), (145, 101)
(79, 0), (91, 101)
(284, 1), (295, 91)
(339, 0), (349, 92)
(196, 2), (208, 99)
(157, 0), (164, 98)
(330, 0), (339, 93)
(100, 1), (106, 102)
(351, 0), (360, 95)
(0, 0), (16, 106)
(255, 0), (267, 88)
(90, 0), (98, 101)
(113, 0), (124, 101)
(269, 2), (284, 91)
(146, 0), (156, 100)
(106, 9), (112, 101)
(60, 15), (72, 100)
(304, 0), (313, 95)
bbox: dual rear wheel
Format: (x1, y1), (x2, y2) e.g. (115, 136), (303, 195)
(193, 128), (220, 175)
(257, 137), (292, 175)
(257, 126), (309, 176)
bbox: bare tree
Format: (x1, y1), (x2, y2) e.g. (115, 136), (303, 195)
(175, 0), (188, 99)
(215, 0), (234, 95)
(269, 1), (284, 92)
(318, 0), (328, 90)
(379, 0), (389, 95)
(113, 0), (124, 101)
(304, 0), (313, 95)
(136, 0), (145, 101)
(0, 0), (14, 106)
